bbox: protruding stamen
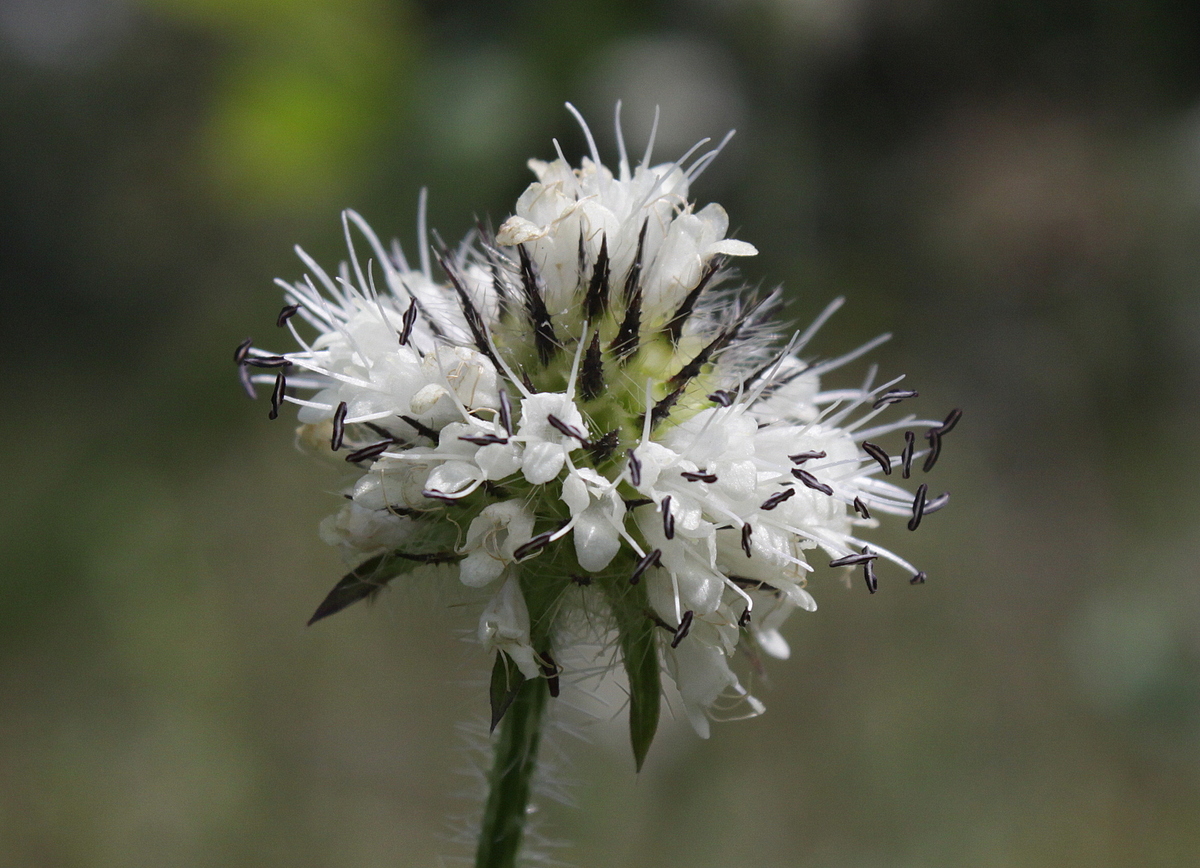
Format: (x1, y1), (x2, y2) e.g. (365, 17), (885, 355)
(872, 389), (918, 409)
(910, 571), (928, 585)
(661, 496), (675, 539)
(346, 441), (392, 463)
(922, 429), (942, 472)
(629, 548), (661, 585)
(738, 608), (751, 627)
(922, 492), (950, 514)
(513, 529), (556, 560)
(671, 610), (695, 648)
(760, 489), (796, 510)
(269, 372), (286, 420)
(708, 390), (734, 407)
(789, 450), (826, 464)
(244, 355), (292, 369)
(234, 337), (253, 364)
(398, 302), (418, 346)
(741, 523), (753, 557)
(791, 468), (833, 496)
(929, 408), (962, 437)
(459, 433), (509, 445)
(547, 413), (590, 445)
(864, 553), (878, 594)
(862, 441), (892, 475)
(901, 431), (915, 479)
(907, 483), (928, 531)
(681, 471), (718, 483)
(408, 291), (448, 341)
(853, 496), (871, 519)
(331, 401), (348, 451)
(276, 304), (300, 327)
(830, 551), (878, 567)
(627, 449), (642, 487)
(498, 388), (513, 436)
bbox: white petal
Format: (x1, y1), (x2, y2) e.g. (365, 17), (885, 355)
(522, 441), (566, 485)
(573, 506), (621, 572)
(476, 442), (522, 480)
(424, 460), (478, 495)
(669, 640), (739, 739)
(496, 215), (546, 246)
(461, 501), (535, 574)
(783, 585), (818, 612)
(411, 383), (448, 414)
(755, 628), (791, 660)
(479, 577), (540, 679)
(630, 441), (677, 492)
(318, 501), (414, 561)
(459, 550), (506, 587)
(717, 460), (758, 500)
(561, 472), (590, 516)
(708, 239), (757, 257)
(674, 567), (725, 615)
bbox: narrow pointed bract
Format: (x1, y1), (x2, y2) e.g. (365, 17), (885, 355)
(307, 552), (405, 625)
(516, 244), (558, 365)
(663, 256), (722, 344)
(584, 235), (611, 321)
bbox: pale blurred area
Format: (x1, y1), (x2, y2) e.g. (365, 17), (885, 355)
(3, 0), (1200, 865)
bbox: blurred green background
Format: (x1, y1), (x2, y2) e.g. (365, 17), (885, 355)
(4, 0), (1200, 865)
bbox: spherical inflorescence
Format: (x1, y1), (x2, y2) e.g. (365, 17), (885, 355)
(238, 106), (959, 764)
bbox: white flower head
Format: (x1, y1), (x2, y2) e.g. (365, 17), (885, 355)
(240, 104), (959, 768)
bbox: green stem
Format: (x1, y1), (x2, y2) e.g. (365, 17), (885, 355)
(475, 675), (548, 868)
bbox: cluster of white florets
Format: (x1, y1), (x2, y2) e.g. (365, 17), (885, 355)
(239, 106), (955, 748)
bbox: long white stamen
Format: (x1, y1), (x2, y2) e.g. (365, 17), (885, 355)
(416, 187), (431, 279)
(641, 105), (661, 168)
(614, 100), (630, 182)
(686, 129), (736, 183)
(566, 102), (601, 167)
(807, 333), (892, 377)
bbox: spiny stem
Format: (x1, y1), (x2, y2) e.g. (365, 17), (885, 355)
(475, 676), (548, 868)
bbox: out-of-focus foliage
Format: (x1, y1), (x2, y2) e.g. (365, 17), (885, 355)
(3, 0), (1200, 865)
(143, 0), (417, 208)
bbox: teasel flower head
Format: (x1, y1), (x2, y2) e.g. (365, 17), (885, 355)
(238, 105), (959, 768)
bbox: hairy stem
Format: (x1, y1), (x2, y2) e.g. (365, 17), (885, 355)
(475, 676), (548, 868)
